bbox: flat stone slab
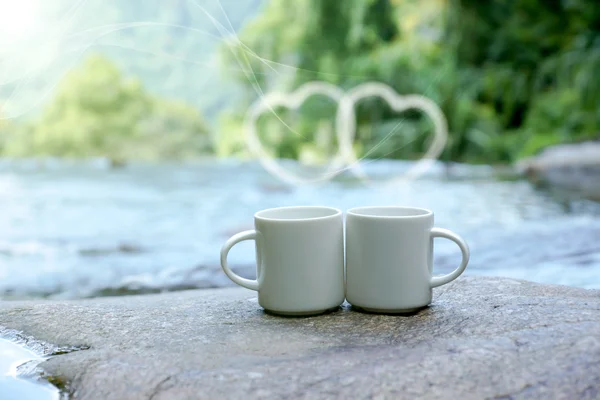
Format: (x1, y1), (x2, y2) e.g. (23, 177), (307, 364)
(1, 277), (599, 399)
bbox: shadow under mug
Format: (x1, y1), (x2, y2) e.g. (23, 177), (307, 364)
(345, 206), (470, 314)
(220, 206), (345, 316)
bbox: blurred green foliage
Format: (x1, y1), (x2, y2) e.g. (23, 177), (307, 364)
(219, 0), (600, 164)
(0, 0), (264, 122)
(2, 0), (598, 164)
(5, 55), (212, 160)
(0, 117), (11, 154)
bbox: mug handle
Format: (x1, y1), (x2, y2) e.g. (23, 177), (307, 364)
(220, 230), (260, 291)
(429, 228), (470, 288)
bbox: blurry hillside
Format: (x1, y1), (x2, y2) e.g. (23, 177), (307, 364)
(0, 0), (264, 122)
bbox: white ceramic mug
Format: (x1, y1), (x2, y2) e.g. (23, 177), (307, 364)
(220, 206), (345, 316)
(346, 206), (470, 313)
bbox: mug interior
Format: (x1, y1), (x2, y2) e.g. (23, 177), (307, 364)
(255, 206), (340, 221)
(348, 206), (432, 218)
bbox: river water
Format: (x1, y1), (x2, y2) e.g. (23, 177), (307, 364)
(0, 158), (599, 299)
(0, 336), (58, 400)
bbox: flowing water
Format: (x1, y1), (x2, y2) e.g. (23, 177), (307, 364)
(1, 157), (599, 398)
(0, 158), (599, 300)
(0, 337), (58, 400)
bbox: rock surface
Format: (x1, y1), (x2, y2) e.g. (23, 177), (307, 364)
(518, 141), (600, 200)
(1, 276), (599, 399)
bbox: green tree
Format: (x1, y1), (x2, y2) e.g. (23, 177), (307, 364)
(0, 113), (12, 154)
(0, 0), (265, 123)
(5, 54), (212, 160)
(446, 0), (600, 157)
(218, 0), (504, 163)
(219, 0), (600, 164)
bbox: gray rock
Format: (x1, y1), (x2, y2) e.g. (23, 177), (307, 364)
(518, 141), (600, 200)
(1, 277), (599, 399)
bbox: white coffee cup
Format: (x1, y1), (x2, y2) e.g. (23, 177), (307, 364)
(220, 206), (345, 316)
(345, 206), (470, 313)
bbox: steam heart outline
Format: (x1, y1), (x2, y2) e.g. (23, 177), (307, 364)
(244, 81), (448, 186)
(243, 81), (361, 185)
(336, 82), (448, 187)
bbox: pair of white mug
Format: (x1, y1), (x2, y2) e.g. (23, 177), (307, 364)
(220, 206), (470, 316)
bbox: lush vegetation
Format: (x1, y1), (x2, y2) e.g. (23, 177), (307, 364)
(220, 0), (600, 164)
(3, 55), (212, 160)
(0, 0), (263, 121)
(1, 0), (598, 163)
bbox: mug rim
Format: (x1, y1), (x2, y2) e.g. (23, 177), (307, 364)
(347, 206), (433, 219)
(255, 206), (342, 222)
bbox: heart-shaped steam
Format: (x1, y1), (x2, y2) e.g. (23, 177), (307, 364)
(244, 81), (448, 186)
(336, 82), (448, 187)
(244, 81), (359, 185)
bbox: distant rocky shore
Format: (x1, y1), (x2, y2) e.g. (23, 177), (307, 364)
(519, 140), (600, 200)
